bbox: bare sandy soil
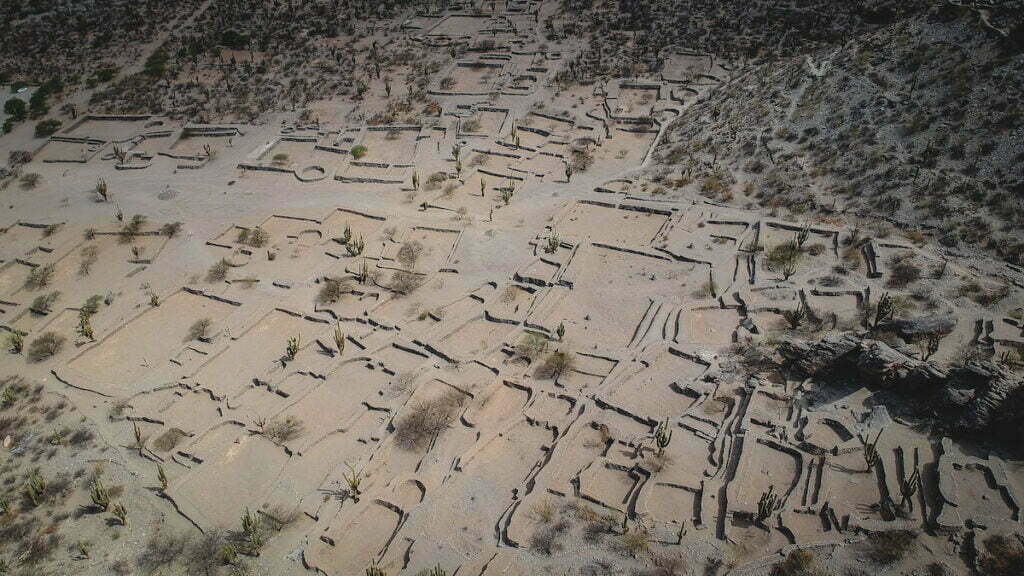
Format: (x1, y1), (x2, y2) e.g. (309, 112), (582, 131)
(0, 2), (1022, 576)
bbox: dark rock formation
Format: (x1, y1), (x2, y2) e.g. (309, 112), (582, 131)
(779, 332), (1024, 441)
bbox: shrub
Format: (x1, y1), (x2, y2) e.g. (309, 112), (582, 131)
(247, 227), (269, 247)
(864, 530), (916, 565)
(28, 332), (65, 362)
(979, 534), (1024, 576)
(19, 172), (41, 189)
(33, 119), (62, 138)
(262, 416), (304, 443)
(773, 549), (819, 576)
(206, 259), (230, 282)
(397, 241), (423, 269)
(887, 253), (922, 288)
(766, 242), (803, 280)
(390, 270), (422, 295)
(535, 350), (574, 379)
(152, 428), (187, 452)
(316, 278), (350, 305)
(351, 145), (368, 159)
(160, 222), (183, 237)
(393, 390), (464, 451)
(515, 332), (549, 361)
(188, 317), (212, 340)
(24, 264), (55, 289)
(29, 291), (60, 313)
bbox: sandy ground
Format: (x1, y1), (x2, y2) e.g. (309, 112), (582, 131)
(0, 3), (1022, 576)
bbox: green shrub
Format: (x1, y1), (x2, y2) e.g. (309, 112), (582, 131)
(33, 119), (62, 138)
(351, 145), (368, 159)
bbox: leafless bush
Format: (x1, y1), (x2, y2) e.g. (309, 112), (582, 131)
(28, 332), (65, 362)
(390, 270), (422, 295)
(393, 390), (464, 451)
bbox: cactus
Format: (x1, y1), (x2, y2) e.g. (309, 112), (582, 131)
(334, 324), (345, 355)
(556, 322), (565, 341)
(654, 419), (673, 456)
(545, 232), (559, 254)
(873, 292), (895, 329)
(422, 565), (447, 576)
(451, 144), (460, 162)
(898, 468), (921, 511)
(366, 562), (387, 576)
(111, 502), (127, 525)
(90, 479), (110, 511)
(412, 171), (419, 191)
(25, 472), (46, 506)
(347, 235), (365, 256)
(342, 223), (353, 245)
(343, 463), (363, 501)
(157, 464), (168, 492)
(220, 543), (239, 565)
(480, 177), (486, 196)
(502, 187), (513, 206)
(796, 224), (810, 249)
(286, 336), (300, 360)
(95, 178), (108, 202)
(756, 485), (777, 523)
(77, 310), (95, 340)
(241, 507), (263, 549)
(133, 421), (145, 455)
(358, 259), (370, 285)
(565, 162), (572, 182)
(862, 429), (884, 473)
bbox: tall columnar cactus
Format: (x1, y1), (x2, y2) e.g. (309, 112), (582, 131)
(898, 468), (921, 511)
(91, 479), (110, 511)
(862, 429), (884, 472)
(873, 292), (895, 329)
(756, 484), (777, 523)
(654, 419), (673, 456)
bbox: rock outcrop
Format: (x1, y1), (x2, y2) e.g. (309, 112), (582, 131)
(779, 332), (1024, 440)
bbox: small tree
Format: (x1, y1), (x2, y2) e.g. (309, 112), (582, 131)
(918, 331), (945, 361)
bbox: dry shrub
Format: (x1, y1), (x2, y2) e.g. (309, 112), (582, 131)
(316, 278), (350, 305)
(28, 332), (65, 362)
(206, 258), (230, 282)
(864, 530), (916, 564)
(152, 428), (187, 452)
(534, 350), (574, 379)
(393, 390), (464, 451)
(515, 332), (549, 361)
(772, 549), (821, 576)
(979, 534), (1024, 576)
(390, 270), (422, 295)
(263, 416), (304, 443)
(886, 252), (922, 288)
(397, 241), (423, 269)
(188, 317), (212, 341)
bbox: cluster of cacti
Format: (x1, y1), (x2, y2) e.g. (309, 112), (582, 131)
(133, 421), (146, 455)
(366, 562), (387, 576)
(77, 309), (95, 340)
(898, 468), (921, 511)
(241, 507), (264, 550)
(347, 235), (365, 256)
(545, 232), (559, 254)
(502, 187), (514, 205)
(862, 429), (884, 472)
(358, 260), (370, 285)
(556, 322), (566, 341)
(25, 472), (46, 506)
(342, 223), (353, 245)
(756, 485), (777, 523)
